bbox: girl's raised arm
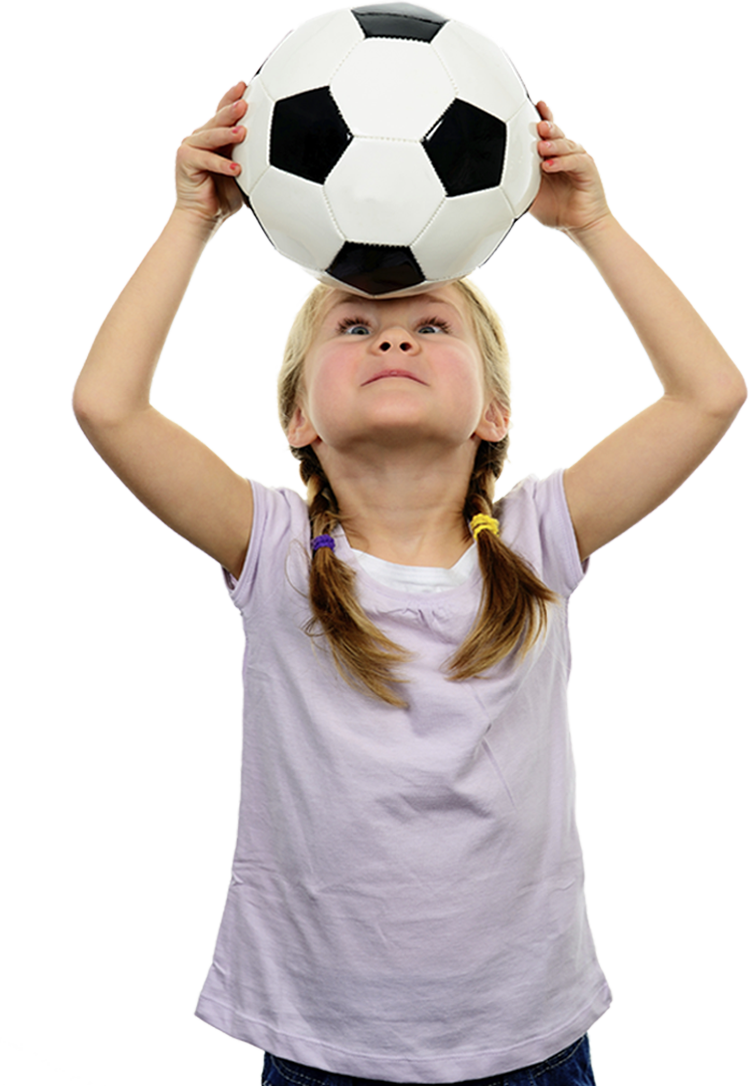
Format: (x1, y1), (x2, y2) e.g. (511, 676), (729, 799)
(74, 84), (253, 580)
(531, 103), (746, 563)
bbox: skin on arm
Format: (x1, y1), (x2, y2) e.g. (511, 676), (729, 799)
(74, 84), (254, 580)
(531, 103), (746, 563)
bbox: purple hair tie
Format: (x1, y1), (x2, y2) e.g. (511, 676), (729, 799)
(311, 534), (336, 554)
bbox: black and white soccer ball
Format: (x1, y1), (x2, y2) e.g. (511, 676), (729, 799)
(233, 3), (541, 297)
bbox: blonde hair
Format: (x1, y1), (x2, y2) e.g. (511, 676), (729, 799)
(278, 279), (557, 707)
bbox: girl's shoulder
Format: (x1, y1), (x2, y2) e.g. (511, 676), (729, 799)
(223, 480), (310, 599)
(496, 469), (586, 598)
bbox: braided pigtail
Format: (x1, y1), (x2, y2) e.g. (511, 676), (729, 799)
(447, 441), (559, 679)
(298, 448), (410, 707)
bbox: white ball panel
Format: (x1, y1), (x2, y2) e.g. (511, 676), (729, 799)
(259, 10), (363, 102)
(251, 168), (343, 269)
(504, 99), (542, 216)
(412, 188), (515, 280)
(331, 39), (454, 140)
(432, 21), (527, 119)
(325, 141), (445, 245)
(232, 80), (273, 197)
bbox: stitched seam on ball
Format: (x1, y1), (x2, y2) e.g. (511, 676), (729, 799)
(431, 44), (458, 98)
(329, 37), (363, 84)
(322, 186), (345, 241)
(410, 195), (446, 247)
(345, 135), (426, 145)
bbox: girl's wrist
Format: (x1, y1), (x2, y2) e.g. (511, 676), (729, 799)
(564, 211), (621, 254)
(169, 204), (222, 247)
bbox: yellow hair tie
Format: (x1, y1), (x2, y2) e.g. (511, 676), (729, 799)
(470, 513), (499, 540)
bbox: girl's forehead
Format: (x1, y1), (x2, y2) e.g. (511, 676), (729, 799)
(321, 283), (467, 321)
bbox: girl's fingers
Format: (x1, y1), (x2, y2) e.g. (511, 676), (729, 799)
(204, 150), (241, 177)
(534, 102), (551, 136)
(216, 81), (247, 113)
(218, 97), (248, 126)
(183, 124), (245, 152)
(219, 81), (245, 105)
(540, 150), (591, 175)
(539, 137), (579, 160)
(191, 99), (243, 139)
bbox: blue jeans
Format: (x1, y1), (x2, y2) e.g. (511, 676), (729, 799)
(262, 1035), (595, 1086)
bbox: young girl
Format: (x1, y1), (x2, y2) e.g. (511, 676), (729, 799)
(74, 82), (745, 1085)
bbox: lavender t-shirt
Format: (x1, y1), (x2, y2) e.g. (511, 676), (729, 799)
(195, 470), (611, 1081)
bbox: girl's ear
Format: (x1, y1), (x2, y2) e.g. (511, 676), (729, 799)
(287, 403), (319, 448)
(476, 398), (510, 443)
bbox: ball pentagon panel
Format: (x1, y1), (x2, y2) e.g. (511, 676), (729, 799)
(351, 3), (447, 41)
(423, 100), (507, 196)
(270, 88), (352, 184)
(324, 243), (426, 296)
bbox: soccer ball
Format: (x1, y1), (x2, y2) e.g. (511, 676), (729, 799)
(233, 3), (541, 297)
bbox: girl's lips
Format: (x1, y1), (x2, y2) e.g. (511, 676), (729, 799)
(362, 369), (426, 385)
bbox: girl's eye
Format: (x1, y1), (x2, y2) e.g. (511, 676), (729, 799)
(418, 317), (451, 334)
(336, 314), (449, 334)
(338, 317), (372, 335)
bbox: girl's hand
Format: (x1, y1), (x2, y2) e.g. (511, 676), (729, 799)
(530, 101), (612, 239)
(174, 82), (248, 228)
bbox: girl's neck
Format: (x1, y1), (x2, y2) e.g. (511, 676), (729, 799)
(318, 443), (479, 567)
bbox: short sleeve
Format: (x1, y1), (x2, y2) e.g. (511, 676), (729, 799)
(549, 469), (590, 595)
(495, 469), (587, 599)
(222, 480), (310, 612)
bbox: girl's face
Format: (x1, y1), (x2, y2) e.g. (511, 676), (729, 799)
(287, 284), (508, 458)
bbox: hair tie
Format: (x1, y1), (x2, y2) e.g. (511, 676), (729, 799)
(470, 513), (499, 540)
(311, 533), (336, 554)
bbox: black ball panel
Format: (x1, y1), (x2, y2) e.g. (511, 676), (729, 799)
(423, 100), (507, 196)
(327, 242), (425, 294)
(351, 3), (447, 42)
(270, 88), (352, 184)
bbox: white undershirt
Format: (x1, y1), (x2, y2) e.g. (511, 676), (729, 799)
(351, 544), (479, 594)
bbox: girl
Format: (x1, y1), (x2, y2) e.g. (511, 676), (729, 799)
(74, 83), (745, 1085)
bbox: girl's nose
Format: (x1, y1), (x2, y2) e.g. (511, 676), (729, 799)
(379, 338), (414, 351)
(379, 327), (414, 349)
